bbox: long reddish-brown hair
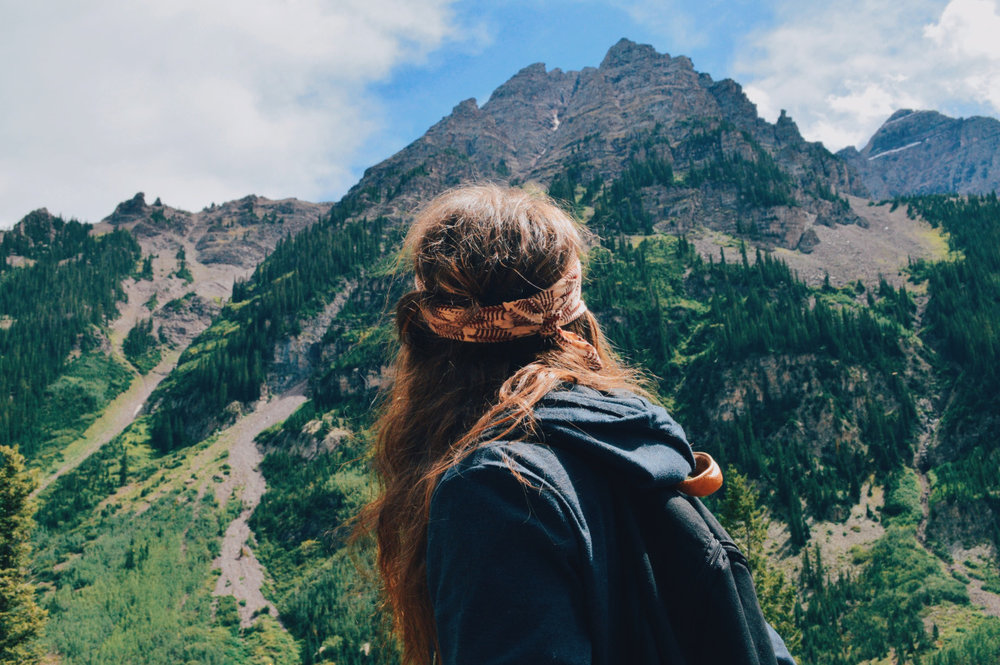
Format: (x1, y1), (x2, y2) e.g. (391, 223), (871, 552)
(356, 184), (647, 664)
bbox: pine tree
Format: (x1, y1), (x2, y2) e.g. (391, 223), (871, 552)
(719, 467), (767, 563)
(717, 466), (801, 654)
(0, 445), (46, 664)
(118, 446), (129, 487)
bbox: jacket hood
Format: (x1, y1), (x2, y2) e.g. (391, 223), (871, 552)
(531, 385), (695, 490)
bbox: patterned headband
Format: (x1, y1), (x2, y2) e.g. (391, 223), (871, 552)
(416, 259), (603, 370)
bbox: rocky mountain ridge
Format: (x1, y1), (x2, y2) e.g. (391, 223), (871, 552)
(88, 192), (329, 351)
(352, 38), (863, 252)
(839, 109), (1000, 199)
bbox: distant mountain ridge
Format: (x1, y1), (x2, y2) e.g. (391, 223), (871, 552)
(839, 109), (1000, 199)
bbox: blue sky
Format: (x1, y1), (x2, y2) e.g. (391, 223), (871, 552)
(1, 0), (999, 227)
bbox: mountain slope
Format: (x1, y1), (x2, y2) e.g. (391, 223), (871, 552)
(358, 39), (863, 252)
(839, 109), (1000, 198)
(1, 194), (327, 664)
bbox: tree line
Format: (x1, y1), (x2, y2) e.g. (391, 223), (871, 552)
(0, 215), (139, 458)
(149, 199), (395, 452)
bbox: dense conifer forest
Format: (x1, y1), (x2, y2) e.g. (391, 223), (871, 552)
(0, 215), (139, 458)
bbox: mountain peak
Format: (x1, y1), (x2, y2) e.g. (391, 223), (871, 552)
(516, 62), (547, 76)
(485, 62), (566, 105)
(775, 109), (804, 143)
(886, 109), (916, 123)
(451, 98), (480, 115)
(105, 192), (149, 225)
(601, 38), (661, 68)
(348, 36), (866, 252)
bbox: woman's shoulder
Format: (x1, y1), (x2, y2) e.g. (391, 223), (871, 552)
(438, 439), (581, 495)
(432, 437), (611, 536)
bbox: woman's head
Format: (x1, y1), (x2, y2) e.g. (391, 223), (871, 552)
(401, 184), (602, 371)
(397, 184), (608, 378)
(408, 184), (583, 307)
(360, 183), (645, 665)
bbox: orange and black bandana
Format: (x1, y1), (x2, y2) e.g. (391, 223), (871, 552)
(417, 259), (602, 369)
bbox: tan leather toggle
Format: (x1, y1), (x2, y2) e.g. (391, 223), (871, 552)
(675, 452), (723, 497)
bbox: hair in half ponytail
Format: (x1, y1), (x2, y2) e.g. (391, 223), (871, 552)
(355, 183), (648, 665)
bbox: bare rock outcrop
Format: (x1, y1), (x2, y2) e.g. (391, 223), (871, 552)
(839, 109), (1000, 198)
(347, 39), (862, 251)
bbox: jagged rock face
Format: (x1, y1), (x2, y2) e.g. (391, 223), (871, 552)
(839, 109), (1000, 198)
(193, 196), (327, 268)
(99, 194), (328, 271)
(95, 193), (330, 360)
(105, 192), (150, 224)
(348, 39), (865, 250)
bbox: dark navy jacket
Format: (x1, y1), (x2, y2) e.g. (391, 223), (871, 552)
(426, 385), (795, 665)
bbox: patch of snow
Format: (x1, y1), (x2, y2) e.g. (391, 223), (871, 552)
(868, 141), (922, 160)
(881, 111), (927, 128)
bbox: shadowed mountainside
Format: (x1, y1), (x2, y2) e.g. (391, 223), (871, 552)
(839, 109), (1000, 199)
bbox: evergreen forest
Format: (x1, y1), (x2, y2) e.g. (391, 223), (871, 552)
(3, 156), (1000, 665)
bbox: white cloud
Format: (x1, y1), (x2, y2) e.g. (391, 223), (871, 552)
(0, 0), (461, 227)
(734, 0), (1000, 151)
(924, 0), (1000, 107)
(925, 0), (1000, 60)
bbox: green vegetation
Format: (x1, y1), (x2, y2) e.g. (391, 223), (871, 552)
(123, 318), (161, 373)
(311, 275), (403, 410)
(883, 467), (923, 527)
(546, 128), (799, 235)
(0, 210), (92, 265)
(138, 254), (154, 280)
(35, 430), (134, 532)
(35, 487), (297, 665)
(173, 246), (194, 284)
(0, 214), (139, 459)
(0, 446), (47, 665)
(250, 430), (389, 664)
(715, 467), (799, 653)
(908, 194), (1000, 425)
(590, 156), (675, 234)
(149, 199), (396, 452)
(902, 195), (1000, 552)
(928, 618), (1000, 664)
(873, 276), (917, 329)
(29, 352), (133, 472)
(685, 142), (795, 209)
(797, 527), (967, 665)
(29, 411), (300, 665)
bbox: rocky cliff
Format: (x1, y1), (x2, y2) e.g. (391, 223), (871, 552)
(93, 192), (328, 351)
(838, 109), (1000, 198)
(351, 39), (865, 252)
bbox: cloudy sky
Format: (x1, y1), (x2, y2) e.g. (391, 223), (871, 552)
(1, 0), (998, 227)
